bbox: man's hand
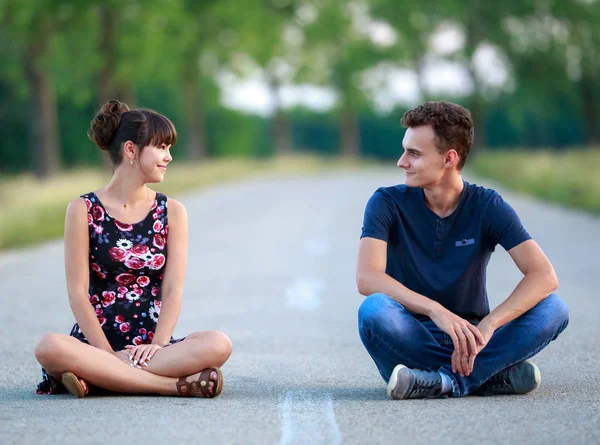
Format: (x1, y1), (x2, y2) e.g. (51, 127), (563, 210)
(429, 307), (486, 377)
(469, 320), (495, 369)
(125, 344), (162, 367)
(453, 320), (495, 377)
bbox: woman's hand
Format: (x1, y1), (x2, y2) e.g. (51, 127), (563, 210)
(125, 344), (162, 367)
(112, 349), (133, 365)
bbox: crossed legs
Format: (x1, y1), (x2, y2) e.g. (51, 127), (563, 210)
(358, 293), (569, 397)
(35, 330), (232, 396)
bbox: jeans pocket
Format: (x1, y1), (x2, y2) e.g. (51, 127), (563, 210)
(441, 333), (454, 347)
(432, 332), (453, 347)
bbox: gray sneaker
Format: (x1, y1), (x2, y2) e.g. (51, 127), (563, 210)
(387, 364), (443, 400)
(475, 361), (541, 396)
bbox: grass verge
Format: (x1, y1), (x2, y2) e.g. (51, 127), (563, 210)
(470, 148), (600, 215)
(0, 154), (361, 251)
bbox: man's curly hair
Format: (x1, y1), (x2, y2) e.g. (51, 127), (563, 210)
(400, 101), (474, 170)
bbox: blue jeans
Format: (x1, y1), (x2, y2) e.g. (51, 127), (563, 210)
(358, 293), (569, 397)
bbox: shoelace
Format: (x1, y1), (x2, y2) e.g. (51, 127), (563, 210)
(485, 370), (512, 392)
(409, 372), (440, 397)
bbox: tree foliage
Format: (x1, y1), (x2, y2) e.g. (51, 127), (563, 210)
(0, 0), (598, 175)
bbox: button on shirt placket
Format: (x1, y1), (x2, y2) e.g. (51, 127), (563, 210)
(434, 219), (445, 261)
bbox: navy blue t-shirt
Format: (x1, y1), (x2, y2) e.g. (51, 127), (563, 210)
(361, 181), (531, 320)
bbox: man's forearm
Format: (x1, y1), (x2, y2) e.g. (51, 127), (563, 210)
(481, 271), (558, 331)
(357, 271), (442, 317)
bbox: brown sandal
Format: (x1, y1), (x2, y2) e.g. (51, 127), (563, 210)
(61, 372), (89, 398)
(176, 367), (223, 398)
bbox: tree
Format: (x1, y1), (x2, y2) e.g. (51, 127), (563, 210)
(548, 0), (600, 144)
(0, 1), (72, 177)
(302, 0), (384, 158)
(140, 0), (229, 160)
(477, 0), (599, 146)
(444, 0), (538, 151)
(94, 0), (138, 106)
(227, 0), (305, 155)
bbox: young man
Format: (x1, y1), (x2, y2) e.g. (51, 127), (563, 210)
(356, 101), (569, 399)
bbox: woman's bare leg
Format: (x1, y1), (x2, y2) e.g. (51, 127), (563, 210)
(35, 333), (180, 395)
(140, 330), (232, 377)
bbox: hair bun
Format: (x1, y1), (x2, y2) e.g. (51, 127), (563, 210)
(88, 99), (131, 150)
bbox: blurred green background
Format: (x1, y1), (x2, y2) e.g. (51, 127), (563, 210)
(0, 0), (599, 249)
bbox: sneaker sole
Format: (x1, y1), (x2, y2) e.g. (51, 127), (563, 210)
(387, 364), (408, 400)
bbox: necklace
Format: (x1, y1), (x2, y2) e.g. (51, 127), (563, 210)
(123, 188), (149, 208)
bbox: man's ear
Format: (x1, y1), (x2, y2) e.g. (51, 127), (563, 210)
(444, 149), (460, 169)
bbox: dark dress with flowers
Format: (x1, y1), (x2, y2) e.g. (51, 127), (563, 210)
(37, 191), (182, 394)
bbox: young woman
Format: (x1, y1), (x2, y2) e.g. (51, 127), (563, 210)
(35, 100), (232, 398)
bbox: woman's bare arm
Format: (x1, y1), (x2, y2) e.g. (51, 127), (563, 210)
(64, 198), (113, 352)
(152, 198), (187, 346)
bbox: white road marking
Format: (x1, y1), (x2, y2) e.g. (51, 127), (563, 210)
(285, 278), (325, 311)
(275, 391), (342, 445)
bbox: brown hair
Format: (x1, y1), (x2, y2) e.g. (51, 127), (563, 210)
(400, 101), (473, 170)
(87, 100), (177, 165)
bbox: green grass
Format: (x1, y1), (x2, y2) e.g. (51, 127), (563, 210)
(470, 148), (600, 214)
(0, 154), (363, 251)
(6, 148), (595, 252)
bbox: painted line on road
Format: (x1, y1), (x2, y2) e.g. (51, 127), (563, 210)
(285, 278), (325, 311)
(275, 390), (342, 445)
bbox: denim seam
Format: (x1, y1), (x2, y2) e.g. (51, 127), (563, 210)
(360, 325), (428, 380)
(463, 336), (558, 396)
(438, 368), (459, 397)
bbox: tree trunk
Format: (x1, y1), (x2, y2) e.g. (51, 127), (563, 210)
(272, 109), (293, 156)
(268, 76), (292, 155)
(97, 4), (117, 104)
(96, 5), (136, 107)
(469, 90), (486, 153)
(465, 0), (486, 153)
(25, 40), (60, 178)
(579, 75), (599, 145)
(183, 77), (207, 160)
(116, 86), (137, 108)
(340, 106), (360, 158)
(415, 56), (427, 102)
(95, 4), (136, 169)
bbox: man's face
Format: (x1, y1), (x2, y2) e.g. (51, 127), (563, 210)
(398, 125), (447, 188)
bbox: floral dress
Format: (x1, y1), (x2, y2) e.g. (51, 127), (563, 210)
(37, 191), (182, 394)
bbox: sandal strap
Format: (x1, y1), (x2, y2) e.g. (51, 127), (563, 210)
(176, 377), (191, 396)
(176, 368), (218, 398)
(197, 368), (216, 397)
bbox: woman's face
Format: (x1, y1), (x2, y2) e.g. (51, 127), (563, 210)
(138, 142), (172, 183)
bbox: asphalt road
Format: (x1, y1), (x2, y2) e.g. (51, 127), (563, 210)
(1, 167), (598, 445)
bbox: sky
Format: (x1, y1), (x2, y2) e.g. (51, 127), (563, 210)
(216, 20), (510, 116)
